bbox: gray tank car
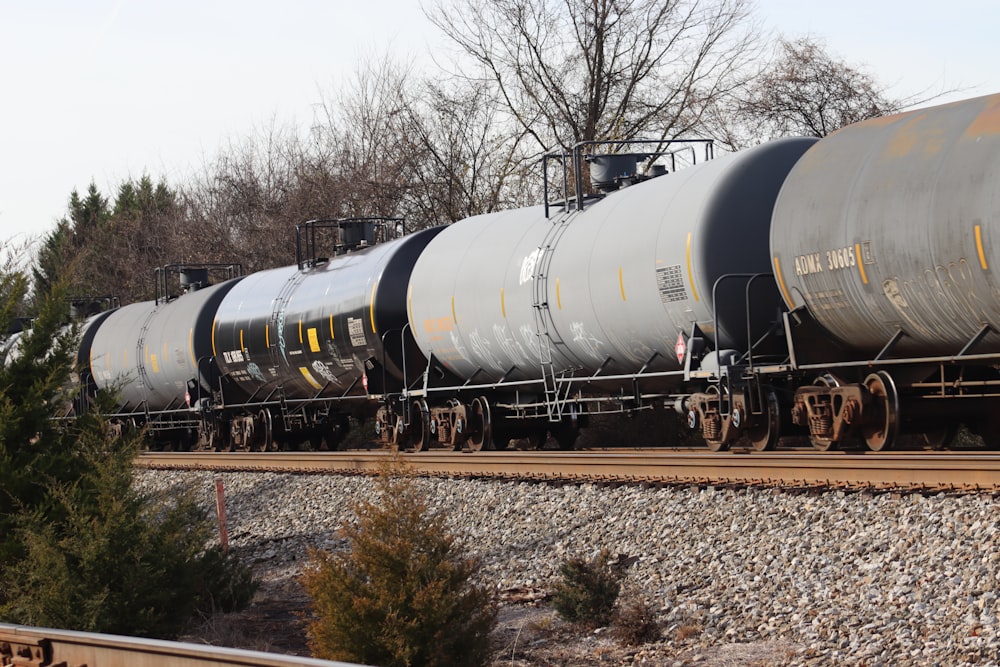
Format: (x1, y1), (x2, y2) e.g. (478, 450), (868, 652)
(408, 137), (816, 385)
(772, 93), (1000, 357)
(763, 93), (1000, 452)
(88, 279), (243, 419)
(402, 138), (815, 450)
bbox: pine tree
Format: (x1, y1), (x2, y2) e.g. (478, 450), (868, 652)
(0, 257), (257, 637)
(302, 459), (496, 666)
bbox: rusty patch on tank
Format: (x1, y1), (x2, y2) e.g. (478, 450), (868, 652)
(880, 113), (948, 158)
(963, 95), (1000, 139)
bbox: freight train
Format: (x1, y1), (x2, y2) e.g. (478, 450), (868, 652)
(68, 92), (1000, 453)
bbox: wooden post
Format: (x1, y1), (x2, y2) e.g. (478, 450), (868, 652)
(214, 476), (229, 552)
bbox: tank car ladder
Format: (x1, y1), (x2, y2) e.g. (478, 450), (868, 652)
(531, 214), (574, 422)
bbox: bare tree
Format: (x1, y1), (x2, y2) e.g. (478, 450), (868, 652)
(398, 77), (538, 224)
(427, 0), (760, 151)
(734, 37), (925, 142)
(312, 56), (538, 229)
(180, 120), (311, 272)
(314, 58), (416, 219)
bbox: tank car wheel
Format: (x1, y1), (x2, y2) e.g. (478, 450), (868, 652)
(747, 389), (781, 452)
(250, 409), (274, 452)
(862, 371), (899, 452)
(465, 396), (492, 452)
(206, 423), (232, 452)
(411, 400), (432, 452)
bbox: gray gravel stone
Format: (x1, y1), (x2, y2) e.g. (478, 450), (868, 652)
(135, 469), (1000, 666)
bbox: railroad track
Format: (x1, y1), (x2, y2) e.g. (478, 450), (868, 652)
(0, 623), (358, 667)
(137, 449), (1000, 492)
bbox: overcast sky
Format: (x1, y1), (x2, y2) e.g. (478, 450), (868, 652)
(1, 0), (995, 249)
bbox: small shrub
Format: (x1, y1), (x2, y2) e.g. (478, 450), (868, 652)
(611, 598), (662, 645)
(301, 454), (497, 666)
(675, 622), (702, 641)
(550, 550), (626, 628)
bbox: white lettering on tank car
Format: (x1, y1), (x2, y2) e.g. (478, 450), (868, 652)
(347, 317), (367, 347)
(449, 331), (469, 360)
(493, 323), (525, 362)
(469, 329), (503, 372)
(794, 247), (858, 276)
(519, 323), (541, 358)
(519, 248), (543, 285)
(570, 322), (605, 362)
(825, 246), (856, 271)
(794, 252), (823, 276)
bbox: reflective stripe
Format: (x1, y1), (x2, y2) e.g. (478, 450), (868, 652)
(773, 256), (794, 309)
(686, 232), (700, 302)
(855, 243), (868, 284)
(976, 225), (989, 270)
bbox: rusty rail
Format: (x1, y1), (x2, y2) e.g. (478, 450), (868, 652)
(0, 623), (363, 667)
(136, 450), (1000, 492)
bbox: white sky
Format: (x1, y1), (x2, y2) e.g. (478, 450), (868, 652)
(0, 0), (996, 249)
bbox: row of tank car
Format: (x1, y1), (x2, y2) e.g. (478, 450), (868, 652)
(65, 92), (1000, 453)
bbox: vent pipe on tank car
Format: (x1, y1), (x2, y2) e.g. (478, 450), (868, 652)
(543, 139), (715, 217)
(154, 263), (244, 304)
(68, 296), (120, 319)
(586, 153), (645, 192)
(180, 268), (210, 292)
(295, 217), (406, 269)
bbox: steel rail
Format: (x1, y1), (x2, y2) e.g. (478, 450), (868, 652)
(0, 623), (364, 667)
(136, 450), (1000, 491)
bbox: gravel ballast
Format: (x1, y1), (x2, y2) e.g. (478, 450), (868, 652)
(134, 469), (1000, 666)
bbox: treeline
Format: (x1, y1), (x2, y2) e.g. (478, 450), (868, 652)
(30, 0), (933, 309)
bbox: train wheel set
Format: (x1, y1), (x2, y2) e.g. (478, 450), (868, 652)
(52, 94), (1000, 454)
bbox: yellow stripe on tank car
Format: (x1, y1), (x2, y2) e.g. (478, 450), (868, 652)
(240, 329), (245, 351)
(686, 232), (700, 302)
(329, 314), (335, 340)
(299, 367), (323, 389)
(407, 285), (414, 333)
(265, 324), (270, 348)
(618, 267), (627, 302)
(211, 319), (217, 357)
(370, 282), (379, 334)
(854, 244), (869, 285)
(556, 278), (563, 310)
(500, 288), (506, 318)
(451, 295), (457, 324)
(298, 320), (303, 345)
(773, 256), (795, 309)
(307, 327), (320, 353)
(976, 224), (990, 270)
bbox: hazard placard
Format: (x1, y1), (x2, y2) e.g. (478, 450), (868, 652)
(675, 332), (686, 365)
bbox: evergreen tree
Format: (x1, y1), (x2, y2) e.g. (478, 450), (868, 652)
(31, 219), (72, 307)
(0, 259), (257, 638)
(1, 412), (257, 637)
(302, 459), (496, 666)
